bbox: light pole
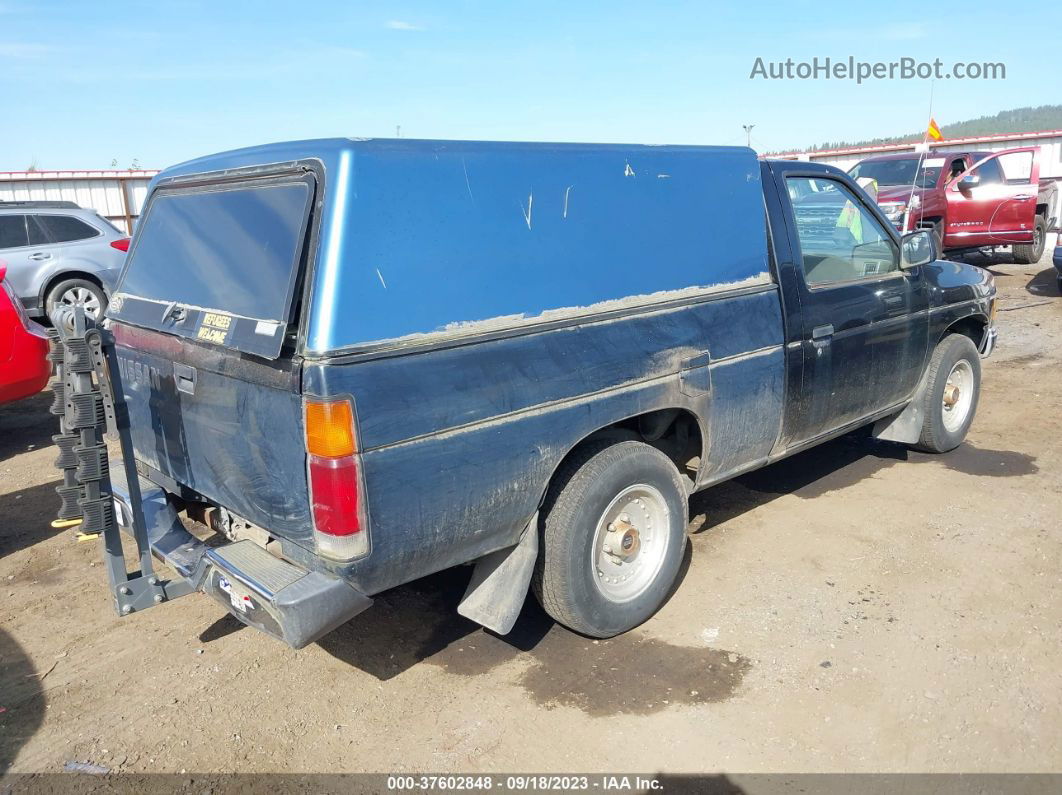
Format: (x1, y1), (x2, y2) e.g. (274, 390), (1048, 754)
(742, 124), (755, 148)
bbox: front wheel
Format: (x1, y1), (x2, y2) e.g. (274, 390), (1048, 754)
(914, 334), (982, 453)
(533, 440), (689, 637)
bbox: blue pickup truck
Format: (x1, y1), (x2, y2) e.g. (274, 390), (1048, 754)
(65, 139), (996, 648)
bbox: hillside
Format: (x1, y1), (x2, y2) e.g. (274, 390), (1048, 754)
(804, 104), (1062, 152)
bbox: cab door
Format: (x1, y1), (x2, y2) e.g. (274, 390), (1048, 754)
(944, 147), (1040, 248)
(766, 163), (930, 447)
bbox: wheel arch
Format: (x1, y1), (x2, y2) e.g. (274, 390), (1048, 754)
(538, 407), (705, 510)
(940, 314), (988, 348)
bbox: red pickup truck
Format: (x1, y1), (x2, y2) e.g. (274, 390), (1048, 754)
(849, 147), (1058, 264)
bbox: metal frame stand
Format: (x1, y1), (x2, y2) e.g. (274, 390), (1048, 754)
(49, 306), (192, 616)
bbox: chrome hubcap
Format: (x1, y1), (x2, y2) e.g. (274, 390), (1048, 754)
(59, 286), (102, 319)
(942, 359), (974, 432)
(592, 484), (670, 603)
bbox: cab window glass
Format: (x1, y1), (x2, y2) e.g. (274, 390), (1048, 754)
(972, 158), (1004, 184)
(787, 176), (899, 286)
(998, 151), (1033, 183)
(0, 215), (29, 249)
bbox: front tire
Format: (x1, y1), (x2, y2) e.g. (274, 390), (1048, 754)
(533, 440), (689, 638)
(914, 334), (981, 453)
(1012, 216), (1046, 265)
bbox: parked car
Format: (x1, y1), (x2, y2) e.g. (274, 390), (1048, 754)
(0, 261), (50, 404)
(0, 201), (130, 321)
(78, 139), (995, 648)
(848, 148), (1058, 264)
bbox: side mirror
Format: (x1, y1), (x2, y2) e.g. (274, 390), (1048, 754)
(957, 173), (981, 191)
(901, 230), (935, 269)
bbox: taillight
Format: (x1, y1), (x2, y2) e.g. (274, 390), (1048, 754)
(304, 397), (369, 560)
(110, 238), (130, 252)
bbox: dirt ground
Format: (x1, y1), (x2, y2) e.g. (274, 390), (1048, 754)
(1, 246), (1060, 779)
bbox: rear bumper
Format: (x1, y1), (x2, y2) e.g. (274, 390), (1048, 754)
(110, 467), (372, 648)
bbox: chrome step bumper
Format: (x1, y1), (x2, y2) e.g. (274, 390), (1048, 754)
(111, 467), (372, 649)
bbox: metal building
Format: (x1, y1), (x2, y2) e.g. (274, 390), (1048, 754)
(0, 169), (160, 235)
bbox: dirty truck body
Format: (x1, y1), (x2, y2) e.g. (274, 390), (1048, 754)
(98, 139), (996, 647)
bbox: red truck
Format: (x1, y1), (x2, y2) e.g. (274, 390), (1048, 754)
(849, 147), (1057, 264)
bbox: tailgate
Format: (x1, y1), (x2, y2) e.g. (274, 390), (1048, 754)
(113, 323), (312, 544)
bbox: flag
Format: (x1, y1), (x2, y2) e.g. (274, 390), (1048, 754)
(926, 118), (943, 141)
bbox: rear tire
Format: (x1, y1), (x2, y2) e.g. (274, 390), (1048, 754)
(1012, 216), (1046, 265)
(913, 334), (981, 453)
(45, 278), (107, 322)
(533, 440), (688, 638)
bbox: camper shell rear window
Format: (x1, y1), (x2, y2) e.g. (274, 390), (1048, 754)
(109, 173), (314, 359)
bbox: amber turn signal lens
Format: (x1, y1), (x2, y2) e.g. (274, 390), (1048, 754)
(304, 398), (357, 458)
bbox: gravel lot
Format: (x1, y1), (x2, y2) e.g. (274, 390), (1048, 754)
(1, 248), (1059, 778)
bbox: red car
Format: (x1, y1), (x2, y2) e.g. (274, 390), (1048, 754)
(1, 260), (51, 404)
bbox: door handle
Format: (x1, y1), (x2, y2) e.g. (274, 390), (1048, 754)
(883, 295), (905, 312)
(1013, 194), (1034, 200)
(173, 363), (197, 395)
(28, 252), (52, 261)
(811, 324), (833, 340)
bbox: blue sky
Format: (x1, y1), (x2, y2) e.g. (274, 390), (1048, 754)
(0, 0), (1054, 171)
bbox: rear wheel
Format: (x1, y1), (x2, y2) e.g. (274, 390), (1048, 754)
(533, 440), (688, 637)
(914, 334), (981, 453)
(45, 278), (107, 322)
(1012, 216), (1046, 265)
